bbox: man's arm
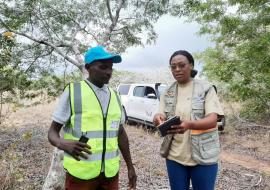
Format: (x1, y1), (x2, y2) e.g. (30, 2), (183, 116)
(48, 121), (63, 147)
(118, 124), (137, 189)
(48, 121), (91, 161)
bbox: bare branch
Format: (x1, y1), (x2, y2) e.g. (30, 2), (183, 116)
(102, 0), (126, 44)
(25, 48), (54, 73)
(106, 0), (114, 22)
(67, 16), (100, 44)
(114, 0), (126, 24)
(71, 43), (84, 64)
(0, 18), (82, 69)
(118, 17), (137, 22)
(41, 4), (98, 44)
(36, 4), (55, 41)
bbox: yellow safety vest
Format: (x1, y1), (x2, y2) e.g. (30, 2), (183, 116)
(63, 80), (122, 180)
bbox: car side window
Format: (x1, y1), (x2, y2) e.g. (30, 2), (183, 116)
(133, 86), (145, 97)
(144, 87), (156, 97)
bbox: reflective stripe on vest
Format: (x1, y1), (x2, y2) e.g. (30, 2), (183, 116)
(64, 149), (119, 162)
(63, 81), (121, 180)
(63, 127), (118, 138)
(73, 82), (82, 133)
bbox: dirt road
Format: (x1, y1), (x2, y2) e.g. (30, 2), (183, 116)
(221, 151), (270, 175)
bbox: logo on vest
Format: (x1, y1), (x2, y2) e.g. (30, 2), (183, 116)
(110, 121), (119, 129)
(166, 91), (174, 97)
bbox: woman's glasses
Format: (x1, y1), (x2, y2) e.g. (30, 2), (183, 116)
(169, 63), (189, 71)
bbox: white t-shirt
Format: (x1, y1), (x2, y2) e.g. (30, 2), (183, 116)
(52, 80), (125, 125)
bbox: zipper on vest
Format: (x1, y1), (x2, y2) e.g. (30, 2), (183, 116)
(83, 80), (111, 173)
(101, 116), (107, 172)
(101, 93), (111, 173)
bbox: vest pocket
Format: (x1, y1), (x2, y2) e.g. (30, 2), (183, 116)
(164, 97), (174, 114)
(191, 130), (220, 165)
(200, 134), (220, 159)
(164, 106), (173, 114)
(191, 98), (205, 120)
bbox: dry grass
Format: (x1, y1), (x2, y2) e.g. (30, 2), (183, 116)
(0, 100), (269, 190)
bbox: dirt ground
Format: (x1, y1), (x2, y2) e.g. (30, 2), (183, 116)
(0, 102), (269, 190)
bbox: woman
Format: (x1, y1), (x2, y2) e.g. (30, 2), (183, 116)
(153, 50), (224, 190)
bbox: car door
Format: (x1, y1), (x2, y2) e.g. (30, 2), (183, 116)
(143, 86), (159, 123)
(126, 86), (145, 120)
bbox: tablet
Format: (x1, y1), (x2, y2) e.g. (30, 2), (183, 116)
(158, 116), (181, 137)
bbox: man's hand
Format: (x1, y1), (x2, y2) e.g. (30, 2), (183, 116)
(58, 139), (91, 161)
(127, 165), (137, 190)
(167, 121), (191, 134)
(48, 121), (91, 161)
(153, 113), (166, 126)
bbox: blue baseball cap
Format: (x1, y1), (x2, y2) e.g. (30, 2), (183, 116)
(84, 46), (122, 65)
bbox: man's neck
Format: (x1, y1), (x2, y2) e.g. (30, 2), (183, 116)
(87, 78), (104, 88)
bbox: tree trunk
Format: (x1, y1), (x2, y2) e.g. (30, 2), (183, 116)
(42, 148), (65, 190)
(0, 92), (3, 124)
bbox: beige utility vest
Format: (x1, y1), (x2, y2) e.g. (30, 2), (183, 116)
(63, 80), (122, 179)
(163, 79), (220, 164)
(164, 79), (216, 134)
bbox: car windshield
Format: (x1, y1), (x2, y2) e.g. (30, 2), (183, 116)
(118, 85), (130, 95)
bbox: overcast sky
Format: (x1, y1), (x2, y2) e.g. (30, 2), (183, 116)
(114, 15), (213, 73)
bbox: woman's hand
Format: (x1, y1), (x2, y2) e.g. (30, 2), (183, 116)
(153, 113), (166, 126)
(167, 120), (191, 134)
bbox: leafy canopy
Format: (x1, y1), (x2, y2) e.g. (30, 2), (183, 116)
(171, 0), (270, 122)
(0, 0), (170, 71)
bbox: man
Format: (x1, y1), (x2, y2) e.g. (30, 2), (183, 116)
(48, 46), (137, 190)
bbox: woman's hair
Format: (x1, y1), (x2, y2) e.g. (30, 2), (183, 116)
(169, 50), (197, 78)
(169, 50), (194, 66)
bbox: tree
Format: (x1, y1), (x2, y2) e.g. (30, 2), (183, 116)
(0, 32), (32, 123)
(0, 0), (170, 73)
(171, 0), (270, 122)
(1, 1), (173, 189)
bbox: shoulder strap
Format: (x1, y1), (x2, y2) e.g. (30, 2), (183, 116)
(193, 79), (216, 96)
(113, 89), (122, 110)
(212, 85), (217, 93)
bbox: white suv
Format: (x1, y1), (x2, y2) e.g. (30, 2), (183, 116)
(117, 83), (166, 127)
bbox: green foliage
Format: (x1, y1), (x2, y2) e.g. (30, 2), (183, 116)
(0, 30), (84, 124)
(172, 0), (270, 122)
(0, 33), (31, 94)
(110, 70), (138, 89)
(29, 69), (83, 98)
(0, 0), (170, 71)
(0, 32), (32, 124)
(0, 0), (171, 124)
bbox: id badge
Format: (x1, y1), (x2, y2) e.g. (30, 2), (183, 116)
(110, 121), (119, 129)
